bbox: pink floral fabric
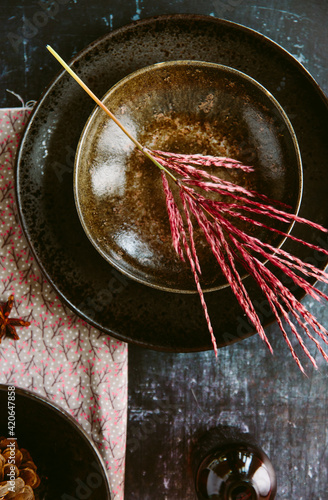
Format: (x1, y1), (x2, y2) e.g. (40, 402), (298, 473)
(0, 107), (127, 500)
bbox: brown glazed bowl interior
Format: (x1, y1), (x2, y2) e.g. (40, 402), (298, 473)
(74, 61), (302, 293)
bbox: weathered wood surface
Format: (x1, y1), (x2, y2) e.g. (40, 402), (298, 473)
(1, 1), (328, 498)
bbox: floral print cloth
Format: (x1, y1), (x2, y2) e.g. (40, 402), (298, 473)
(0, 107), (127, 500)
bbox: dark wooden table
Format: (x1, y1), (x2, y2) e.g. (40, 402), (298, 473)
(1, 1), (328, 498)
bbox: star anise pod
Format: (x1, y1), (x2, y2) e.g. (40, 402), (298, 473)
(0, 295), (30, 343)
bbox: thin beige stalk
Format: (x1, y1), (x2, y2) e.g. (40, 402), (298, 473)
(46, 45), (177, 183)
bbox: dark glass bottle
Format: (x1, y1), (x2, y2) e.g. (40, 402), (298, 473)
(192, 426), (276, 500)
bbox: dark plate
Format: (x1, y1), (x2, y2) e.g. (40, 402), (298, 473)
(0, 385), (111, 499)
(16, 15), (328, 352)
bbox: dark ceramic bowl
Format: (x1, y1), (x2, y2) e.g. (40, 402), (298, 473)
(74, 60), (302, 293)
(0, 385), (111, 499)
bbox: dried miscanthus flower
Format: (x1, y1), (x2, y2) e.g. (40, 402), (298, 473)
(152, 148), (328, 372)
(47, 45), (328, 371)
(157, 163), (328, 371)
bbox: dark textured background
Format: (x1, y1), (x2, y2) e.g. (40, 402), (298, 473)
(1, 1), (328, 499)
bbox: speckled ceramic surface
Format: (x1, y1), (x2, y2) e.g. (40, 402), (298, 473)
(16, 15), (328, 351)
(74, 61), (302, 292)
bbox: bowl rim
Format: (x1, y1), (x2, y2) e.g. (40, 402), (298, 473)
(0, 383), (112, 499)
(74, 59), (303, 294)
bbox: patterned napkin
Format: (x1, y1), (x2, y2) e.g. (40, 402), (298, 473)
(0, 107), (127, 500)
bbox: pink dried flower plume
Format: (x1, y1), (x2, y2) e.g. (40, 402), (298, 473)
(48, 46), (328, 372)
(151, 148), (328, 372)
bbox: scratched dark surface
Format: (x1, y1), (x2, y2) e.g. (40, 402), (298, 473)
(1, 1), (328, 499)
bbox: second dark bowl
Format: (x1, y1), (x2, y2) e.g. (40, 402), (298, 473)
(0, 385), (111, 499)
